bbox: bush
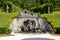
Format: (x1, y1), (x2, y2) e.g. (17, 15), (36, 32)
(51, 27), (60, 34)
(54, 7), (60, 11)
(55, 28), (60, 34)
(0, 27), (12, 34)
(51, 28), (56, 33)
(12, 4), (21, 12)
(30, 5), (42, 13)
(6, 28), (12, 34)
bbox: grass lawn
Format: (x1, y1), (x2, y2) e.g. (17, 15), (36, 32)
(41, 11), (60, 28)
(0, 11), (21, 28)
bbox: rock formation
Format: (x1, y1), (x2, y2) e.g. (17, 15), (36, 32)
(10, 10), (51, 33)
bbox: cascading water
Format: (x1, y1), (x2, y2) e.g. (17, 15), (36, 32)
(10, 10), (52, 33)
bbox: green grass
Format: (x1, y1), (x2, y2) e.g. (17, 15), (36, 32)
(41, 11), (60, 28)
(0, 9), (22, 28)
(0, 12), (18, 28)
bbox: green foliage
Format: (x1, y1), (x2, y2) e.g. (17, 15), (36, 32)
(2, 2), (12, 12)
(42, 3), (53, 13)
(30, 5), (41, 12)
(0, 0), (60, 11)
(12, 4), (21, 12)
(54, 7), (60, 11)
(1, 2), (21, 12)
(12, 0), (21, 6)
(51, 28), (56, 33)
(0, 27), (12, 34)
(51, 27), (60, 34)
(55, 28), (60, 34)
(30, 3), (53, 13)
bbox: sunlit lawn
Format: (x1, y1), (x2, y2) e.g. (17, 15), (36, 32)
(0, 12), (20, 28)
(42, 11), (60, 28)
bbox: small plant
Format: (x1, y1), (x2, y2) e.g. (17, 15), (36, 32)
(55, 28), (60, 34)
(0, 27), (12, 34)
(6, 28), (12, 34)
(51, 28), (56, 33)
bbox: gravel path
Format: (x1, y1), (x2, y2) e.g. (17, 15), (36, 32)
(0, 33), (60, 40)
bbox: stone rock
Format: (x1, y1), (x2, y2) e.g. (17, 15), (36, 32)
(10, 11), (51, 33)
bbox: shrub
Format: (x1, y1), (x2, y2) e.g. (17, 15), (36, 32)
(6, 28), (12, 34)
(30, 5), (42, 13)
(12, 4), (21, 12)
(0, 27), (12, 34)
(54, 7), (60, 11)
(55, 28), (60, 34)
(51, 27), (60, 34)
(51, 28), (56, 33)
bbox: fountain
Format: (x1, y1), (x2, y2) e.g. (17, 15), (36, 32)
(10, 10), (52, 33)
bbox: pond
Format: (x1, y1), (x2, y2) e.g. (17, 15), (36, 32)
(23, 38), (54, 40)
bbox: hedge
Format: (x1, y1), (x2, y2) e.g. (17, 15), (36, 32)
(30, 3), (53, 13)
(1, 2), (21, 12)
(1, 2), (12, 12)
(0, 27), (12, 34)
(55, 28), (60, 34)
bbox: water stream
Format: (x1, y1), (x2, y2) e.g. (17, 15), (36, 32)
(10, 11), (52, 33)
